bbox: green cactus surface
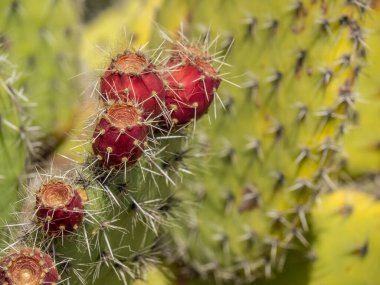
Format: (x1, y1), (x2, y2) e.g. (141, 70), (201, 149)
(0, 55), (31, 226)
(0, 0), (82, 153)
(341, 5), (380, 177)
(255, 188), (380, 285)
(137, 188), (380, 285)
(155, 0), (374, 282)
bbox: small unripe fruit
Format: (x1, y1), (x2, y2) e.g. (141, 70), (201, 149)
(0, 247), (59, 285)
(92, 102), (148, 168)
(163, 45), (221, 126)
(100, 52), (165, 119)
(36, 180), (84, 235)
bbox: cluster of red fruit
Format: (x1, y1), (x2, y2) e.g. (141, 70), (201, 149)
(92, 44), (221, 168)
(0, 44), (221, 285)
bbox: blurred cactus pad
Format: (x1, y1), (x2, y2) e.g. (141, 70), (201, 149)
(0, 0), (82, 227)
(132, 188), (380, 285)
(0, 0), (82, 147)
(0, 56), (31, 225)
(153, 0), (380, 283)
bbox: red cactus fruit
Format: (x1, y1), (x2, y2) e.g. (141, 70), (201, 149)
(0, 247), (59, 285)
(36, 180), (84, 235)
(92, 102), (148, 168)
(100, 51), (165, 119)
(163, 45), (221, 126)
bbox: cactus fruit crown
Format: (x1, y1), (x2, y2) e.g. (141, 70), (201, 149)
(168, 44), (218, 78)
(163, 42), (221, 127)
(38, 180), (74, 208)
(105, 103), (143, 128)
(100, 51), (165, 119)
(0, 247), (59, 285)
(111, 52), (147, 75)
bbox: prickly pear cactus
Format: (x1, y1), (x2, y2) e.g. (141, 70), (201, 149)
(0, 55), (32, 226)
(0, 0), (81, 150)
(155, 0), (373, 282)
(0, 34), (222, 283)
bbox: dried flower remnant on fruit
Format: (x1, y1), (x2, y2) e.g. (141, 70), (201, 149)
(100, 52), (165, 119)
(36, 180), (84, 235)
(92, 102), (148, 168)
(0, 247), (59, 285)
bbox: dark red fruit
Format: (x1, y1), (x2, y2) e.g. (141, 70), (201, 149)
(36, 180), (84, 235)
(163, 45), (221, 126)
(100, 52), (165, 119)
(0, 247), (59, 285)
(92, 102), (148, 168)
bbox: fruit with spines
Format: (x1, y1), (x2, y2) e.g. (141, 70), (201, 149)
(36, 179), (84, 235)
(163, 43), (221, 126)
(92, 102), (148, 168)
(0, 247), (59, 285)
(3, 41), (206, 284)
(154, 0), (373, 282)
(100, 51), (166, 119)
(0, 1), (197, 284)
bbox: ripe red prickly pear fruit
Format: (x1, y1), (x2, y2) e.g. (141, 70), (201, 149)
(163, 45), (221, 126)
(0, 247), (59, 284)
(36, 180), (84, 236)
(100, 51), (165, 119)
(92, 102), (148, 168)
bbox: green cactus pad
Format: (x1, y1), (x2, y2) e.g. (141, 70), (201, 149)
(156, 0), (374, 282)
(0, 56), (30, 226)
(341, 5), (380, 177)
(256, 188), (380, 285)
(0, 0), (81, 150)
